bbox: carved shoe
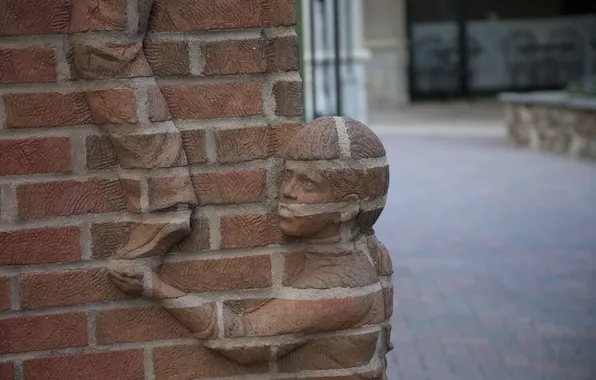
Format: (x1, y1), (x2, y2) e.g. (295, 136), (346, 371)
(115, 221), (191, 260)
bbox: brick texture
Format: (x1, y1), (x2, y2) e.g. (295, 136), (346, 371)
(0, 227), (81, 265)
(20, 268), (131, 309)
(17, 179), (126, 219)
(0, 277), (11, 311)
(157, 255), (272, 292)
(160, 83), (262, 120)
(96, 307), (191, 344)
(191, 169), (266, 204)
(202, 39), (266, 75)
(0, 314), (87, 354)
(0, 47), (56, 83)
(220, 213), (282, 248)
(22, 351), (144, 380)
(0, 138), (71, 175)
(0, 1), (310, 378)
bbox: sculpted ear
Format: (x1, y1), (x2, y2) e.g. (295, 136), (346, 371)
(342, 194), (359, 203)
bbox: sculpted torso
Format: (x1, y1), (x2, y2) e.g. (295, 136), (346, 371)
(108, 117), (394, 376)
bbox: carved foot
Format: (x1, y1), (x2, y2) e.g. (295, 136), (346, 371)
(115, 221), (191, 260)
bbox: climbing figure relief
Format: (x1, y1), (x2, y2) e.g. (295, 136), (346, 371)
(108, 117), (394, 378)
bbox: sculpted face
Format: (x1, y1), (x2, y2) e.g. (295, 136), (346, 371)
(279, 164), (340, 239)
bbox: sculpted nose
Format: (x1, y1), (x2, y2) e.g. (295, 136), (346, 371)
(281, 179), (297, 201)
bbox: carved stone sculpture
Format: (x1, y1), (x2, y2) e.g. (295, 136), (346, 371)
(108, 117), (394, 378)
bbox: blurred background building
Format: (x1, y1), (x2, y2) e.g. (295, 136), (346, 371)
(296, 0), (596, 121)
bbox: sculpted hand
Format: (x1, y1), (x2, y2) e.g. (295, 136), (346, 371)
(107, 259), (148, 296)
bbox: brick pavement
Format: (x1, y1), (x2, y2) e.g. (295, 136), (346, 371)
(376, 134), (596, 380)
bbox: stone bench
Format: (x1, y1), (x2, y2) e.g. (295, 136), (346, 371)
(499, 91), (596, 160)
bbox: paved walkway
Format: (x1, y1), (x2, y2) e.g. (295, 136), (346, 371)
(376, 132), (596, 380)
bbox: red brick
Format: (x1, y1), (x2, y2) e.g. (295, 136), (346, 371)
(17, 179), (126, 220)
(0, 277), (11, 311)
(215, 126), (268, 163)
(22, 350), (143, 380)
(262, 0), (296, 27)
(158, 255), (271, 292)
(278, 332), (379, 372)
(85, 89), (137, 125)
(147, 176), (196, 211)
(90, 222), (135, 258)
(274, 80), (303, 117)
(181, 130), (207, 164)
(96, 307), (191, 344)
(176, 215), (210, 252)
(145, 41), (190, 76)
(268, 123), (302, 156)
(0, 362), (13, 380)
(0, 0), (70, 36)
(0, 227), (81, 265)
(191, 169), (266, 204)
(20, 268), (131, 309)
(0, 47), (56, 83)
(220, 213), (282, 248)
(266, 36), (300, 72)
(70, 43), (152, 80)
(0, 314), (87, 354)
(3, 92), (91, 129)
(150, 0), (262, 32)
(153, 344), (267, 379)
(160, 82), (262, 120)
(85, 135), (118, 170)
(0, 138), (71, 175)
(70, 0), (127, 32)
(202, 39), (266, 75)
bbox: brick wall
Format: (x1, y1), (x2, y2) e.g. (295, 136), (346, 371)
(0, 0), (302, 379)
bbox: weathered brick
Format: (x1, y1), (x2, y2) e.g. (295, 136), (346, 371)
(0, 362), (13, 380)
(160, 82), (262, 120)
(91, 222), (134, 258)
(0, 277), (11, 311)
(0, 227), (81, 265)
(96, 307), (191, 344)
(148, 176), (196, 211)
(262, 0), (296, 27)
(181, 130), (207, 164)
(202, 39), (266, 75)
(268, 123), (302, 156)
(278, 332), (379, 372)
(0, 0), (70, 36)
(274, 80), (303, 117)
(176, 215), (210, 252)
(215, 126), (268, 163)
(0, 314), (87, 354)
(70, 43), (152, 80)
(20, 268), (131, 309)
(0, 47), (56, 83)
(220, 213), (282, 248)
(22, 350), (144, 380)
(150, 0), (262, 32)
(3, 92), (91, 128)
(153, 344), (267, 380)
(0, 138), (71, 175)
(17, 179), (126, 220)
(85, 135), (118, 170)
(145, 41), (190, 76)
(85, 89), (137, 125)
(266, 36), (299, 72)
(191, 169), (266, 204)
(158, 255), (272, 292)
(282, 250), (379, 289)
(70, 0), (127, 32)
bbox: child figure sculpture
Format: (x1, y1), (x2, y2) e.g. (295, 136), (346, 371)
(108, 117), (394, 379)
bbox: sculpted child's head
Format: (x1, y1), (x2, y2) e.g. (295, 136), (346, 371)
(279, 117), (389, 242)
